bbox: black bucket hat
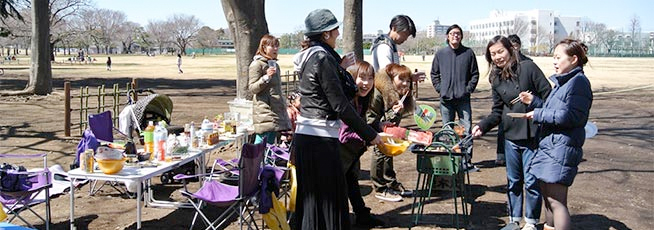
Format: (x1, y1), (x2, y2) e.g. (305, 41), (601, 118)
(304, 9), (341, 36)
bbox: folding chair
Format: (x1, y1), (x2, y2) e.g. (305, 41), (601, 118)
(0, 153), (52, 230)
(176, 140), (266, 230)
(263, 144), (294, 218)
(84, 111), (136, 197)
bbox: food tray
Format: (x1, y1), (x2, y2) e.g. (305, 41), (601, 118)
(410, 144), (465, 156)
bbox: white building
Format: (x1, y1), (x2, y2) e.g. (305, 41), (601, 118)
(469, 10), (581, 53)
(426, 20), (450, 38)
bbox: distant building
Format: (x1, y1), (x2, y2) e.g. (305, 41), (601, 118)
(469, 10), (581, 53)
(363, 33), (378, 44)
(426, 20), (450, 38)
(217, 39), (235, 49)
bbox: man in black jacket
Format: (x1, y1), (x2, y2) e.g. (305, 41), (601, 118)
(430, 24), (480, 170)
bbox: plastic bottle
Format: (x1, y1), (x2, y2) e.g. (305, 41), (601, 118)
(160, 122), (168, 160)
(143, 121), (155, 158)
(154, 121), (168, 161)
(189, 121), (197, 148)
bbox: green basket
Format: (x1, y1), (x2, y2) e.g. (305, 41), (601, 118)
(416, 154), (461, 175)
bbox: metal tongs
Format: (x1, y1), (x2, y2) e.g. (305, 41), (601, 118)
(456, 135), (474, 149)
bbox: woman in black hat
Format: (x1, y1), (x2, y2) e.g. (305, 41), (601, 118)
(293, 8), (382, 230)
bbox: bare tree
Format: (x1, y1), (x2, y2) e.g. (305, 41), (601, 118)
(513, 18), (529, 39)
(343, 0), (362, 59)
(0, 0), (24, 20)
(221, 0), (268, 99)
(49, 0), (89, 59)
(167, 14), (201, 55)
(195, 26), (219, 55)
(627, 14), (641, 55)
(145, 20), (171, 54)
(115, 21), (140, 54)
(278, 30), (304, 49)
(598, 28), (619, 54)
(0, 0), (51, 96)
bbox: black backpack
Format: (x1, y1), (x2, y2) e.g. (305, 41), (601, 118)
(0, 163), (31, 192)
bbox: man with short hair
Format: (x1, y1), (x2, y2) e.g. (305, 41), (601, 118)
(368, 15), (423, 203)
(430, 24), (480, 171)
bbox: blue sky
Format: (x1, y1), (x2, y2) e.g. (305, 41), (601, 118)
(96, 0), (653, 34)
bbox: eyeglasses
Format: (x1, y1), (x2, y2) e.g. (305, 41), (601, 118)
(448, 32), (462, 37)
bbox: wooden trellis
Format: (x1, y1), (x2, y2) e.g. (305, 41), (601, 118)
(64, 79), (141, 137)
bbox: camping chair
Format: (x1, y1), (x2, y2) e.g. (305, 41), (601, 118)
(0, 153), (52, 230)
(263, 144), (294, 219)
(175, 140), (267, 230)
(84, 111), (136, 198)
(410, 142), (468, 229)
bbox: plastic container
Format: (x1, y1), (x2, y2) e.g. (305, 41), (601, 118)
(189, 121), (197, 148)
(96, 158), (126, 174)
(80, 149), (94, 173)
(154, 121), (168, 161)
(201, 116), (213, 133)
(143, 121), (155, 157)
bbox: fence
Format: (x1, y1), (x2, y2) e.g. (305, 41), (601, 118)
(280, 70), (300, 99)
(63, 79), (144, 137)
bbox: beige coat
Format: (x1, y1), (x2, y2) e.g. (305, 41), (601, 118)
(248, 56), (291, 133)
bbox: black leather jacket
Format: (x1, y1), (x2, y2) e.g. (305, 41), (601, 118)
(297, 43), (377, 142)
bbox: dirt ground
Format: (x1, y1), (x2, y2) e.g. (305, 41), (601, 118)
(0, 69), (652, 230)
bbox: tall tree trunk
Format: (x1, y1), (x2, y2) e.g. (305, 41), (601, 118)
(343, 0), (363, 59)
(221, 0), (268, 100)
(25, 0), (52, 95)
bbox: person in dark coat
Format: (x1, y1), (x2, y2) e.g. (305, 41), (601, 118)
(525, 39), (593, 230)
(293, 9), (382, 230)
(338, 61), (384, 227)
(472, 35), (551, 230)
(106, 57), (112, 71)
(430, 24), (480, 170)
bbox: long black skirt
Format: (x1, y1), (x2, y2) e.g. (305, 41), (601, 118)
(293, 134), (351, 230)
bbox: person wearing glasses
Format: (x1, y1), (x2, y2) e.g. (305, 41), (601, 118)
(430, 24), (480, 171)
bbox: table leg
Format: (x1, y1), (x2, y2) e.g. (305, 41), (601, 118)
(70, 179), (75, 229)
(137, 181), (142, 229)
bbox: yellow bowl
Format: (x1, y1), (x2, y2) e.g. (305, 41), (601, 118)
(96, 158), (126, 174)
(377, 135), (410, 157)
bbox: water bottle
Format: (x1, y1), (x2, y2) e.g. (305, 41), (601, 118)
(143, 121), (155, 157)
(154, 121), (168, 161)
(189, 121), (197, 148)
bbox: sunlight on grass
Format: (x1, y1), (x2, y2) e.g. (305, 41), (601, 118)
(5, 54), (653, 90)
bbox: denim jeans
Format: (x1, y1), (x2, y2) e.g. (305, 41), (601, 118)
(439, 97), (473, 160)
(505, 139), (541, 224)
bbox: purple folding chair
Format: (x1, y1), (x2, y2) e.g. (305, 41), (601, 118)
(0, 153), (51, 230)
(175, 140), (266, 230)
(85, 111), (134, 197)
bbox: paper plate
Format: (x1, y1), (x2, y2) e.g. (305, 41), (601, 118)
(413, 104), (438, 131)
(584, 122), (598, 138)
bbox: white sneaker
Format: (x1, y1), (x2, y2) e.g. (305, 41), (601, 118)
(374, 190), (402, 202)
(522, 223), (537, 230)
(462, 162), (480, 172)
